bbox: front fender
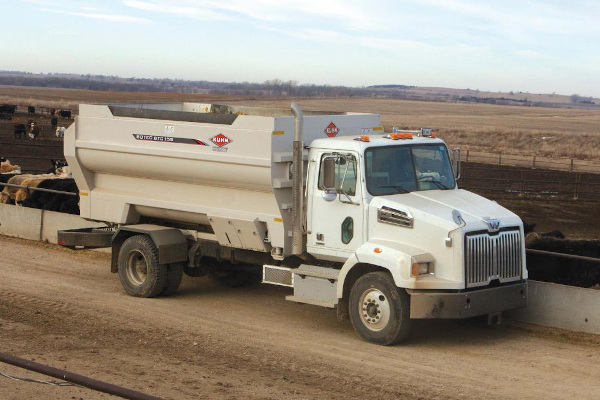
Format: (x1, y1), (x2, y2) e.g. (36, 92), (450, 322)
(336, 239), (432, 298)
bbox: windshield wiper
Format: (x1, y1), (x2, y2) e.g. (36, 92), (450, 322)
(380, 185), (410, 193)
(426, 180), (451, 190)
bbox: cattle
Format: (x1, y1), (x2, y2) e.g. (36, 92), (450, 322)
(13, 123), (27, 139)
(0, 172), (16, 186)
(55, 126), (66, 139)
(27, 178), (79, 214)
(0, 174), (40, 204)
(51, 114), (58, 130)
(0, 173), (79, 214)
(0, 158), (21, 174)
(58, 109), (72, 119)
(28, 106), (35, 115)
(527, 234), (600, 288)
(28, 122), (40, 140)
(48, 159), (68, 175)
(0, 104), (17, 114)
(14, 177), (47, 204)
(0, 104), (17, 120)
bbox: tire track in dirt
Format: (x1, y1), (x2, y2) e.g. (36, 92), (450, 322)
(1, 236), (600, 399)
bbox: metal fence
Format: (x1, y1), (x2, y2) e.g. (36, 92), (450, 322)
(463, 150), (600, 174)
(460, 164), (600, 200)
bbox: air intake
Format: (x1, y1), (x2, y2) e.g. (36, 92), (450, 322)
(378, 206), (413, 228)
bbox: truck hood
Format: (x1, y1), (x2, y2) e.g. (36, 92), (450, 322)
(370, 189), (522, 232)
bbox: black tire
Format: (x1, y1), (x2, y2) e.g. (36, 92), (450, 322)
(118, 235), (167, 298)
(161, 263), (184, 296)
(349, 271), (411, 345)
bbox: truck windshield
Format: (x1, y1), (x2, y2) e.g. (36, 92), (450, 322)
(365, 144), (456, 196)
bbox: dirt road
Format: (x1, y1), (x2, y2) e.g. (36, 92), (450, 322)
(0, 236), (599, 400)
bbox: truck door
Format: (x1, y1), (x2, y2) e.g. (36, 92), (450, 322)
(307, 152), (364, 259)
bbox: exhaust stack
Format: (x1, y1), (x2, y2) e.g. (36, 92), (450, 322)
(290, 102), (304, 255)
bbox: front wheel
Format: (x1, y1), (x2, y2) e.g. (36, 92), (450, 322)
(349, 272), (411, 345)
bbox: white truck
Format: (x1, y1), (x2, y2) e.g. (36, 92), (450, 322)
(60, 102), (527, 345)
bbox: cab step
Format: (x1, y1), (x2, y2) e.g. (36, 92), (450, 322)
(285, 296), (336, 308)
(263, 264), (340, 307)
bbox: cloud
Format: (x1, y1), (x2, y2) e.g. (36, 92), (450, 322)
(123, 0), (384, 30)
(20, 0), (57, 5)
(515, 50), (545, 58)
(415, 0), (600, 38)
(123, 0), (236, 21)
(37, 8), (152, 23)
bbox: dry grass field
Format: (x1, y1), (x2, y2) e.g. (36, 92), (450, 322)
(3, 85), (599, 160)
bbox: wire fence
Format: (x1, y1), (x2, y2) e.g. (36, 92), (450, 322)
(463, 150), (600, 174)
(460, 164), (600, 200)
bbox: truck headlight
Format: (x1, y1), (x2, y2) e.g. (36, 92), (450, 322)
(411, 262), (433, 277)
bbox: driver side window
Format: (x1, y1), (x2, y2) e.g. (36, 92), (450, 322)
(318, 154), (357, 196)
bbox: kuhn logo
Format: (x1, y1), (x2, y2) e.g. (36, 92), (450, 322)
(325, 122), (339, 137)
(210, 133), (232, 147)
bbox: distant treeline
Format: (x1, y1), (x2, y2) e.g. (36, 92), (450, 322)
(0, 71), (597, 109)
(0, 72), (371, 97)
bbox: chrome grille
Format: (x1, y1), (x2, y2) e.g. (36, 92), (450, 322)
(465, 230), (522, 288)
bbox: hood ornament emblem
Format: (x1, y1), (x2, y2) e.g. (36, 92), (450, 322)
(483, 217), (500, 232)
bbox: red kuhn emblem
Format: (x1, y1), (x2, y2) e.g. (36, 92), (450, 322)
(210, 133), (232, 147)
(325, 122), (339, 137)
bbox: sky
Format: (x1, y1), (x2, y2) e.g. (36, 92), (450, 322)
(2, 0), (600, 97)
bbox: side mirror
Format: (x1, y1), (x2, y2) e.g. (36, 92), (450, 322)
(323, 157), (336, 190)
(322, 157), (338, 201)
(451, 148), (461, 180)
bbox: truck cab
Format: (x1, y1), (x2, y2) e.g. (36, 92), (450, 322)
(296, 130), (527, 344)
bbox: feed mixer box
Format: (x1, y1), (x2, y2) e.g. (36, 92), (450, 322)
(65, 102), (380, 255)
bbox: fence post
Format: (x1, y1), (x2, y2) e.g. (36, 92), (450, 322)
(532, 155), (536, 169)
(466, 150), (470, 162)
(574, 173), (580, 200)
(520, 171), (525, 194)
(570, 158), (574, 173)
(499, 152), (502, 166)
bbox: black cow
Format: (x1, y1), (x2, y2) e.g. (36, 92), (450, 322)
(27, 178), (79, 214)
(0, 104), (17, 114)
(28, 106), (35, 114)
(59, 109), (72, 119)
(13, 123), (27, 139)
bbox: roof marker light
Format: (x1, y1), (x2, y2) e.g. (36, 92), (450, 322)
(420, 128), (433, 137)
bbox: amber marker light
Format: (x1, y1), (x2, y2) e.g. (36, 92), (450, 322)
(374, 247), (382, 253)
(411, 262), (419, 277)
(360, 135), (370, 142)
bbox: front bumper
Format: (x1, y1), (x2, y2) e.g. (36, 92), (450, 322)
(409, 281), (527, 319)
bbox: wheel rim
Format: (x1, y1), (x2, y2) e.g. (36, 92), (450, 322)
(358, 288), (391, 331)
(126, 250), (148, 286)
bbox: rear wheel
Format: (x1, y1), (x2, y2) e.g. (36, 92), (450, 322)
(118, 235), (167, 298)
(349, 271), (411, 345)
(161, 263), (184, 296)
